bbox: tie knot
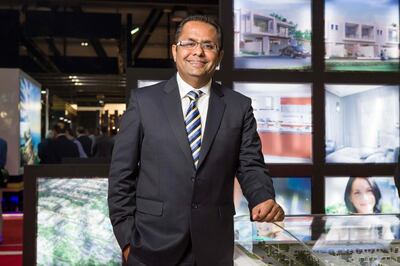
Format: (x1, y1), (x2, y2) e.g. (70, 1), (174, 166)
(187, 90), (202, 101)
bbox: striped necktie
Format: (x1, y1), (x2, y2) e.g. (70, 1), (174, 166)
(185, 90), (203, 169)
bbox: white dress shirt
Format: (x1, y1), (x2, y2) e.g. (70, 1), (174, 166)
(176, 72), (211, 140)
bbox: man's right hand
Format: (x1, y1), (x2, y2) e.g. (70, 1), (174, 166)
(123, 245), (131, 262)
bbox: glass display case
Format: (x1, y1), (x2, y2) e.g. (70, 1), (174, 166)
(234, 214), (400, 266)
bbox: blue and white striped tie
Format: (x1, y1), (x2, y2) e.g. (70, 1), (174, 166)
(185, 90), (203, 169)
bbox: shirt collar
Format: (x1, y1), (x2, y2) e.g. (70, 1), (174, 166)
(176, 72), (211, 100)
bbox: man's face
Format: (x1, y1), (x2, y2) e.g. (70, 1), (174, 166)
(172, 21), (223, 88)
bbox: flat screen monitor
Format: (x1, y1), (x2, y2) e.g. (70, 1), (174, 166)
(325, 85), (400, 163)
(234, 0), (312, 70)
(235, 177), (311, 216)
(23, 165), (122, 266)
(234, 82), (312, 163)
(325, 176), (400, 215)
(19, 75), (41, 166)
(234, 176), (311, 249)
(325, 0), (399, 71)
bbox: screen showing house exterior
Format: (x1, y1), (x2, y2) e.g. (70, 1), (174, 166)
(325, 0), (399, 71)
(235, 82), (312, 163)
(36, 178), (121, 265)
(234, 0), (312, 70)
(325, 85), (399, 163)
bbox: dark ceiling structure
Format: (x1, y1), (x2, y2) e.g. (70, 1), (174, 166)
(0, 0), (219, 105)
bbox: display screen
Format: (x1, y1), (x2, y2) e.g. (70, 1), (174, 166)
(235, 83), (312, 163)
(234, 0), (312, 70)
(325, 176), (400, 215)
(234, 177), (311, 250)
(37, 178), (121, 265)
(325, 85), (400, 163)
(325, 0), (399, 71)
(19, 76), (41, 166)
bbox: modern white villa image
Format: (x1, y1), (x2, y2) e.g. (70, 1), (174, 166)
(325, 0), (399, 71)
(234, 0), (312, 70)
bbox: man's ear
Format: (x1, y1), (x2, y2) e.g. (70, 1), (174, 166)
(218, 49), (224, 65)
(171, 45), (177, 62)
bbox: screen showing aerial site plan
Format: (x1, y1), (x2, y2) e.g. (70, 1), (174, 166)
(36, 178), (121, 265)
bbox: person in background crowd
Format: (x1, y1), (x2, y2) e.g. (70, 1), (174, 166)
(0, 136), (7, 244)
(76, 126), (92, 157)
(88, 127), (100, 155)
(38, 130), (54, 164)
(46, 122), (79, 163)
(93, 126), (114, 160)
(0, 137), (6, 170)
(394, 152), (400, 198)
(66, 128), (87, 158)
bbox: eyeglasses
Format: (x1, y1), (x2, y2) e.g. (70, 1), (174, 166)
(176, 40), (219, 52)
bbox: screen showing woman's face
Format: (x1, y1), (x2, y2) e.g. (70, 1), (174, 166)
(350, 178), (376, 214)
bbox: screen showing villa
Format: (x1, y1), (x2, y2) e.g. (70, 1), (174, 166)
(234, 82), (312, 163)
(234, 0), (312, 70)
(325, 0), (399, 72)
(325, 176), (400, 215)
(325, 85), (399, 164)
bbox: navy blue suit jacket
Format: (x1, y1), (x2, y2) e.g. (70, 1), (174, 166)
(108, 76), (275, 266)
(0, 137), (7, 169)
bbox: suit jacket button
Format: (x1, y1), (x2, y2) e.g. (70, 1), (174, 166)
(191, 177), (195, 182)
(192, 203), (198, 209)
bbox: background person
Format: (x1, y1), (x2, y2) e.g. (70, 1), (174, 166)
(76, 126), (92, 157)
(93, 126), (114, 159)
(0, 136), (7, 243)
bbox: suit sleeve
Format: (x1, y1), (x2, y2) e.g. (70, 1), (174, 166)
(236, 98), (275, 211)
(108, 89), (143, 250)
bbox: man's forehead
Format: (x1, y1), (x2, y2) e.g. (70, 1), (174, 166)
(180, 21), (218, 39)
(181, 21), (216, 32)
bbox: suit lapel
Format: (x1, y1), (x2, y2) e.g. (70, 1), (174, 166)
(162, 76), (194, 166)
(197, 83), (225, 169)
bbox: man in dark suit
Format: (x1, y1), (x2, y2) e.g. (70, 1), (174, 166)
(108, 15), (284, 266)
(76, 126), (92, 157)
(93, 126), (114, 160)
(0, 136), (7, 243)
(45, 122), (79, 163)
(394, 150), (400, 198)
(0, 137), (7, 169)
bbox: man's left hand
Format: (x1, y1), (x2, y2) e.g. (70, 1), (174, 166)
(251, 199), (285, 222)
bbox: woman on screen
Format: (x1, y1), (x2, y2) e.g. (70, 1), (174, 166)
(344, 177), (382, 214)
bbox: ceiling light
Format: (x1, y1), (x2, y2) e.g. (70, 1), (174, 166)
(130, 27), (139, 35)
